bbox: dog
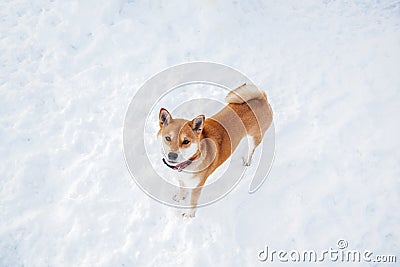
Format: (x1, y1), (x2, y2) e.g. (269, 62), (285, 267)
(158, 84), (273, 217)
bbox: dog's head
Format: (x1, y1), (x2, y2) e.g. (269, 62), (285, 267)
(158, 108), (204, 165)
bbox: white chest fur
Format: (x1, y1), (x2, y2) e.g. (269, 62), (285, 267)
(176, 171), (200, 188)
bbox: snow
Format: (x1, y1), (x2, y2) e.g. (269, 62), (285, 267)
(1, 0), (399, 266)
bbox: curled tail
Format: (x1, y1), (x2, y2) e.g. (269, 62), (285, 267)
(225, 83), (267, 104)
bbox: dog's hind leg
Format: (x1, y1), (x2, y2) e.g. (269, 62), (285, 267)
(242, 134), (262, 166)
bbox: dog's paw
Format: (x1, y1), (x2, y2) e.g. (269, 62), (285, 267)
(242, 156), (252, 166)
(182, 210), (196, 218)
(173, 192), (187, 202)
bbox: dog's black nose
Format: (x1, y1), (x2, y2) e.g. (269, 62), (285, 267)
(168, 152), (178, 161)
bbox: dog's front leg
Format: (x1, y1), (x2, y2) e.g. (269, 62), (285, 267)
(173, 180), (187, 202)
(182, 185), (203, 218)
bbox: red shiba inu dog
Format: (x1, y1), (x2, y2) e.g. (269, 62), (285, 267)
(158, 84), (273, 217)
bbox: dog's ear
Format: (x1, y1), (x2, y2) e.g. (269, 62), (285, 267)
(159, 108), (172, 128)
(192, 115), (205, 133)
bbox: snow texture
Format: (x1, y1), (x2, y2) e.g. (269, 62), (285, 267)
(1, 0), (399, 266)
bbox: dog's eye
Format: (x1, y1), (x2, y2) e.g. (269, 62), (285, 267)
(165, 136), (171, 142)
(182, 139), (190, 145)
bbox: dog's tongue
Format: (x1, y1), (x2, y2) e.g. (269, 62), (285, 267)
(174, 160), (192, 172)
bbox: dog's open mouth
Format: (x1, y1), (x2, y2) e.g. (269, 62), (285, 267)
(165, 159), (178, 165)
(162, 157), (194, 172)
(162, 151), (201, 172)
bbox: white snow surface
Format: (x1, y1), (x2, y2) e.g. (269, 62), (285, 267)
(1, 0), (400, 266)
